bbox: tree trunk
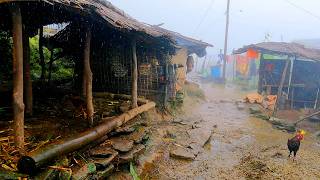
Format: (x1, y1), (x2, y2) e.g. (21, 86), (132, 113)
(23, 26), (33, 116)
(39, 27), (45, 84)
(11, 4), (25, 153)
(83, 26), (94, 126)
(131, 38), (138, 109)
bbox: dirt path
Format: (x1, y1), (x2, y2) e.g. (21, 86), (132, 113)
(143, 81), (320, 180)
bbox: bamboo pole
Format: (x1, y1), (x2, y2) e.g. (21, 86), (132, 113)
(23, 26), (32, 116)
(17, 101), (156, 175)
(11, 4), (25, 152)
(131, 38), (138, 109)
(83, 26), (94, 126)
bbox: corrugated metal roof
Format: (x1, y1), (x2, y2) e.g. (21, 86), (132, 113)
(234, 42), (320, 61)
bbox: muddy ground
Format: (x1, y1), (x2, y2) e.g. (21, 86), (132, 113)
(139, 76), (320, 179)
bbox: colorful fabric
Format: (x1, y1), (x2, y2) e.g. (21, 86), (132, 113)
(236, 55), (249, 76)
(226, 55), (234, 64)
(247, 48), (259, 59)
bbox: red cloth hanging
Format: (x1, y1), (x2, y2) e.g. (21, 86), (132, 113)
(247, 48), (259, 59)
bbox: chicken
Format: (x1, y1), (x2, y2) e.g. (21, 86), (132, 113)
(287, 130), (305, 160)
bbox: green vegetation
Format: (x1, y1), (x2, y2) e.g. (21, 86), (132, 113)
(0, 31), (74, 83)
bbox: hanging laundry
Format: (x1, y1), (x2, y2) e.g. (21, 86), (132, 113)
(226, 55), (233, 64)
(236, 55), (249, 76)
(247, 48), (259, 59)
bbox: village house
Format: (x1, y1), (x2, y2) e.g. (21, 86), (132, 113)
(234, 42), (320, 110)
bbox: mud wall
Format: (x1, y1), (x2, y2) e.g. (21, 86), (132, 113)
(171, 48), (188, 92)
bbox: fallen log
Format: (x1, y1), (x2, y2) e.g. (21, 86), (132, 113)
(293, 110), (320, 126)
(17, 101), (156, 175)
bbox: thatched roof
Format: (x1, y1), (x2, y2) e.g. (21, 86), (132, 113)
(151, 25), (213, 57)
(0, 0), (169, 38)
(234, 42), (320, 61)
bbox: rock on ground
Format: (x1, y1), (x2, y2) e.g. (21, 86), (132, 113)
(170, 146), (196, 160)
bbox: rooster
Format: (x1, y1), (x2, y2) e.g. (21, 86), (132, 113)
(287, 129), (305, 160)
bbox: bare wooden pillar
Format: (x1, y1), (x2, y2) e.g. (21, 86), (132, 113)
(23, 26), (33, 116)
(11, 4), (25, 152)
(83, 26), (94, 126)
(39, 26), (45, 84)
(131, 38), (138, 109)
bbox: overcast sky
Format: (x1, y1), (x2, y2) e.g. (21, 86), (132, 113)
(108, 0), (320, 55)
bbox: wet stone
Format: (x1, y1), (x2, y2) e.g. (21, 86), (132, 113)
(95, 164), (114, 179)
(188, 127), (212, 147)
(170, 146), (195, 160)
(110, 137), (134, 152)
(129, 127), (148, 143)
(90, 148), (118, 169)
(119, 144), (146, 163)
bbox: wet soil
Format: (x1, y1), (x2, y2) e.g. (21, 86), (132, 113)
(142, 79), (320, 179)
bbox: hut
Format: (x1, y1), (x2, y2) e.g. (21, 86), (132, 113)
(0, 0), (177, 153)
(151, 25), (213, 98)
(0, 0), (212, 157)
(50, 23), (212, 106)
(234, 42), (320, 109)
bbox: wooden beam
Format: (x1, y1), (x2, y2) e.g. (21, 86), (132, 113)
(11, 4), (25, 152)
(131, 38), (138, 109)
(83, 26), (94, 126)
(23, 25), (33, 116)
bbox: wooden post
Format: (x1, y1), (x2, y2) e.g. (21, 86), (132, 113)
(131, 38), (138, 109)
(82, 63), (87, 97)
(257, 53), (264, 93)
(39, 26), (45, 84)
(83, 26), (94, 126)
(23, 26), (33, 116)
(48, 49), (54, 85)
(273, 59), (290, 117)
(222, 0), (231, 81)
(11, 4), (25, 152)
(287, 56), (295, 96)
